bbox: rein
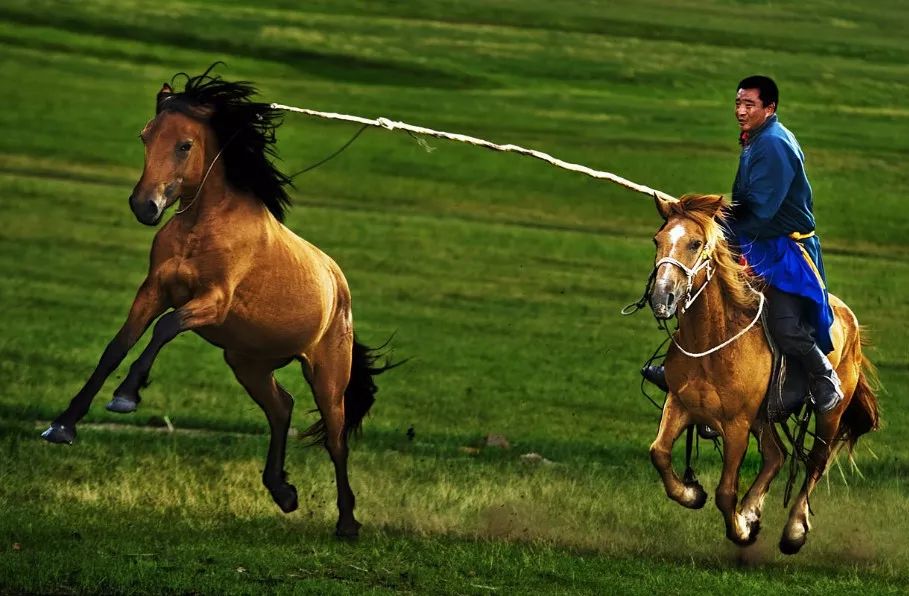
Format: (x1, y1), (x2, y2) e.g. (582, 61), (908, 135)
(655, 247), (714, 312)
(624, 246), (765, 358)
(174, 130), (240, 215)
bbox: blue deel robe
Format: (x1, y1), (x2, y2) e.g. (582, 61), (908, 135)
(730, 114), (835, 354)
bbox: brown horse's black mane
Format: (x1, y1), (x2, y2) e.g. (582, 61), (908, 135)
(158, 64), (292, 221)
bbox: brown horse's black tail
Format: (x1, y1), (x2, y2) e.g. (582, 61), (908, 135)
(302, 335), (398, 445)
(837, 335), (881, 453)
(342, 337), (398, 439)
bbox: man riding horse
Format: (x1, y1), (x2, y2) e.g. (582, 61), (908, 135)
(643, 75), (843, 415)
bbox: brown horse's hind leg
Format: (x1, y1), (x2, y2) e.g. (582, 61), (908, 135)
(780, 409), (842, 555)
(305, 329), (359, 538)
(715, 423), (756, 546)
(224, 351), (298, 514)
(738, 420), (786, 543)
(650, 393), (707, 509)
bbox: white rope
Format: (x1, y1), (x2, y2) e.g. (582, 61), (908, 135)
(270, 103), (678, 203)
(670, 287), (765, 358)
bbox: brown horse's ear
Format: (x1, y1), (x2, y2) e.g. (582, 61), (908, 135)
(654, 194), (674, 220)
(156, 83), (173, 113)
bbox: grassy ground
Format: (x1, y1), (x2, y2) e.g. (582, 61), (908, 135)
(1, 0), (907, 593)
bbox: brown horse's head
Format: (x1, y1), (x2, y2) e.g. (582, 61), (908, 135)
(130, 83), (214, 225)
(129, 66), (292, 226)
(650, 194), (727, 319)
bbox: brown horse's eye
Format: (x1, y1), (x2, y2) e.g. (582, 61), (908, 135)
(689, 240), (702, 251)
(177, 141), (193, 153)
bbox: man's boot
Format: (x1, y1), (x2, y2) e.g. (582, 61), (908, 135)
(800, 345), (844, 414)
(641, 364), (667, 392)
(640, 364), (719, 439)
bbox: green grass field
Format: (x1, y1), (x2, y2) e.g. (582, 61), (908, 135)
(1, 0), (908, 593)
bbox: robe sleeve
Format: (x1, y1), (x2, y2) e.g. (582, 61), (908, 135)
(732, 137), (796, 238)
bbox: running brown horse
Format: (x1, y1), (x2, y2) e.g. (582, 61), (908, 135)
(41, 68), (391, 537)
(646, 193), (878, 554)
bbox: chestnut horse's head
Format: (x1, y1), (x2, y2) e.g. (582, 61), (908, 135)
(130, 66), (292, 226)
(649, 194), (727, 319)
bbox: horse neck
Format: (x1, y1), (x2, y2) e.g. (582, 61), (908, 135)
(675, 268), (737, 352)
(176, 162), (252, 227)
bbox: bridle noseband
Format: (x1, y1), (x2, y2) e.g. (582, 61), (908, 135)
(654, 245), (714, 312)
(643, 241), (766, 358)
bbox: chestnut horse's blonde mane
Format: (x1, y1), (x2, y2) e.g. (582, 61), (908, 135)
(666, 194), (760, 312)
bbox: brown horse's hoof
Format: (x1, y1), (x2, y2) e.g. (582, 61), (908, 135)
(106, 395), (139, 414)
(335, 519), (361, 539)
(41, 423), (76, 445)
(269, 483), (298, 514)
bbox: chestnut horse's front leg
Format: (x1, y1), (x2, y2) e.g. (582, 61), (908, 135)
(41, 279), (165, 443)
(105, 289), (231, 414)
(650, 393), (707, 509)
(738, 419), (786, 543)
(715, 422), (755, 546)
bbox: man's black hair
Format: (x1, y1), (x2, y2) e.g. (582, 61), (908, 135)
(737, 75), (779, 110)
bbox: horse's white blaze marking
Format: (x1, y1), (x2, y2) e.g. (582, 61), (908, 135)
(152, 183), (167, 212)
(656, 224), (689, 281)
(668, 223), (687, 249)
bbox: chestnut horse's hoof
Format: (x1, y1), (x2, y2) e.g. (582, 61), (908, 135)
(729, 515), (761, 547)
(779, 519), (809, 555)
(269, 483), (299, 514)
(779, 535), (804, 555)
(681, 482), (708, 509)
(41, 423), (76, 445)
(335, 519), (361, 539)
(106, 395), (139, 414)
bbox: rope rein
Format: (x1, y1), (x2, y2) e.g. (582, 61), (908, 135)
(624, 246), (765, 359)
(175, 130), (240, 215)
(666, 288), (765, 358)
(270, 103), (678, 203)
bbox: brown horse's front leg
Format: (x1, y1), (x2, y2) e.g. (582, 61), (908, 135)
(780, 410), (841, 555)
(715, 423), (755, 545)
(650, 394), (706, 509)
(42, 280), (165, 444)
(106, 290), (230, 414)
(738, 420), (786, 543)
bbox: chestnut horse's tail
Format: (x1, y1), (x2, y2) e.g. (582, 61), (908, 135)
(837, 332), (881, 453)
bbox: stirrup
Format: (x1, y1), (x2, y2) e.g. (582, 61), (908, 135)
(697, 424), (720, 440)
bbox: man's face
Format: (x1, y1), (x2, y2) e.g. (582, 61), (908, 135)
(735, 88), (775, 133)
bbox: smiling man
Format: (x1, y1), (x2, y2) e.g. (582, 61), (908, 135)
(642, 75), (842, 418)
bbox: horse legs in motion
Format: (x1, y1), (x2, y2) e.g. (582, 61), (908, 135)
(224, 353), (299, 514)
(650, 394), (707, 509)
(737, 419), (786, 540)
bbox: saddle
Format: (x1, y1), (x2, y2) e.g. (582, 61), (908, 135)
(761, 308), (809, 422)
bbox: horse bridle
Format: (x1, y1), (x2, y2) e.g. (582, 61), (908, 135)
(174, 129), (240, 216)
(643, 242), (766, 358)
(654, 244), (715, 312)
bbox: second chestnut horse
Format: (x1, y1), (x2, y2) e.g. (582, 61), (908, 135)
(646, 193), (878, 554)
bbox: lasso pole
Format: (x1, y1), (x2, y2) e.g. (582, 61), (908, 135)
(270, 103), (678, 203)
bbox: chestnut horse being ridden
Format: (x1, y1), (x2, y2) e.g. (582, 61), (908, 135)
(41, 69), (390, 537)
(646, 193), (878, 554)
